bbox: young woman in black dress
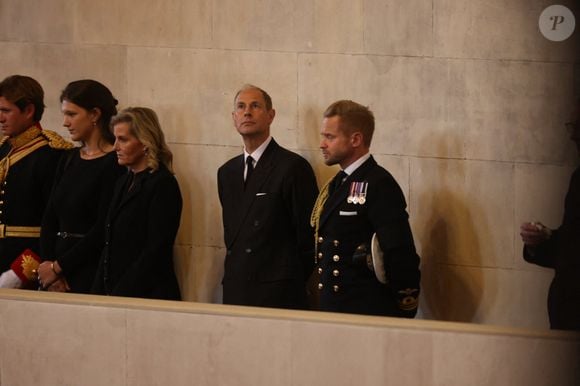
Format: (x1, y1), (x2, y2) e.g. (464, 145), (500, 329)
(37, 80), (125, 293)
(92, 107), (182, 300)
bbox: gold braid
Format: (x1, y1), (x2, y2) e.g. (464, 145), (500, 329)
(310, 177), (333, 263)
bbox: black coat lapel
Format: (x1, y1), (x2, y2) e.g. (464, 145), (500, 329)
(319, 156), (377, 228)
(110, 171), (146, 220)
(228, 140), (279, 247)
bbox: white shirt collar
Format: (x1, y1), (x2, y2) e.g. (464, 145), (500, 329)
(244, 136), (272, 164)
(343, 152), (371, 176)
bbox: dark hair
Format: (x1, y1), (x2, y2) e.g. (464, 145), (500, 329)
(323, 100), (375, 147)
(0, 75), (45, 121)
(60, 80), (118, 144)
(234, 84), (273, 111)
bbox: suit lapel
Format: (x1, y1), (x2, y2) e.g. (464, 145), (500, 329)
(319, 156), (377, 228)
(227, 140), (279, 247)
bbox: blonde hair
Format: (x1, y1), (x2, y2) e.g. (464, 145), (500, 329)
(111, 107), (173, 173)
(323, 100), (375, 147)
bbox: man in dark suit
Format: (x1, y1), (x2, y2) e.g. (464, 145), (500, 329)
(311, 100), (421, 317)
(0, 75), (72, 288)
(218, 84), (318, 309)
(520, 101), (580, 330)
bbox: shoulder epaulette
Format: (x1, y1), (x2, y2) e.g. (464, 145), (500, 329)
(41, 130), (74, 150)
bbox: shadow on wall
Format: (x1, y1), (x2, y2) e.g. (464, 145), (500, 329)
(416, 142), (490, 323)
(303, 106), (323, 150)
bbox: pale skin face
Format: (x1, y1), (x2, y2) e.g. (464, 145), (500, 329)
(319, 115), (365, 169)
(61, 99), (100, 143)
(232, 88), (275, 153)
(113, 122), (148, 172)
(0, 96), (36, 137)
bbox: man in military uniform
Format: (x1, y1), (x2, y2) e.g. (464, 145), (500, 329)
(311, 100), (421, 317)
(0, 75), (72, 288)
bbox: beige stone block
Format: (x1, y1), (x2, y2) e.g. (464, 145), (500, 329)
(173, 245), (225, 304)
(0, 299), (126, 386)
(410, 158), (514, 268)
(514, 163), (575, 271)
(290, 321), (387, 385)
(363, 0), (433, 56)
(74, 0), (212, 47)
(126, 310), (293, 386)
(453, 60), (575, 163)
(127, 47), (298, 148)
(433, 332), (580, 386)
(291, 322), (434, 386)
(420, 263), (553, 329)
(212, 0), (364, 53)
(0, 42), (127, 139)
(298, 54), (464, 158)
(171, 143), (240, 247)
(434, 0), (580, 62)
(0, 0), (73, 43)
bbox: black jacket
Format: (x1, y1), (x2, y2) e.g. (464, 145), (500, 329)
(92, 165), (182, 300)
(218, 139), (318, 309)
(316, 156), (421, 317)
(0, 128), (65, 271)
(524, 167), (580, 330)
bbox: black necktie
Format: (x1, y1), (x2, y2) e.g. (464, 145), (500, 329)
(245, 156), (254, 187)
(329, 170), (347, 195)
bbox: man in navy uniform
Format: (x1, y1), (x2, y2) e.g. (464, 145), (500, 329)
(218, 84), (318, 309)
(0, 75), (72, 288)
(311, 100), (421, 317)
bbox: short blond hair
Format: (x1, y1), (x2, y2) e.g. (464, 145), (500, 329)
(111, 107), (173, 173)
(323, 100), (374, 147)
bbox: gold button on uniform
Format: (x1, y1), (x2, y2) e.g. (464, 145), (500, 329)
(317, 252), (322, 258)
(332, 269), (339, 277)
(333, 240), (339, 246)
(317, 267), (322, 274)
(333, 285), (339, 292)
(318, 283), (323, 290)
(318, 236), (324, 243)
(333, 255), (340, 262)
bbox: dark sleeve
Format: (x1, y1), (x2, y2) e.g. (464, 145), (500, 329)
(522, 230), (558, 268)
(112, 174), (182, 296)
(39, 149), (70, 260)
(57, 163), (126, 276)
(368, 174), (421, 318)
(283, 158), (319, 280)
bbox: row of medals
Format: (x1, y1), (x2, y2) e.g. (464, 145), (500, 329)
(347, 181), (368, 205)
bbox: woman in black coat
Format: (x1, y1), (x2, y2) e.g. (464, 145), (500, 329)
(92, 107), (182, 300)
(38, 80), (124, 293)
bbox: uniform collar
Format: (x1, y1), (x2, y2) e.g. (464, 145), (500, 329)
(8, 123), (42, 150)
(343, 152), (371, 176)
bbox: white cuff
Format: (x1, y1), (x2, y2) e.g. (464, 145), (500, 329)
(0, 269), (23, 288)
